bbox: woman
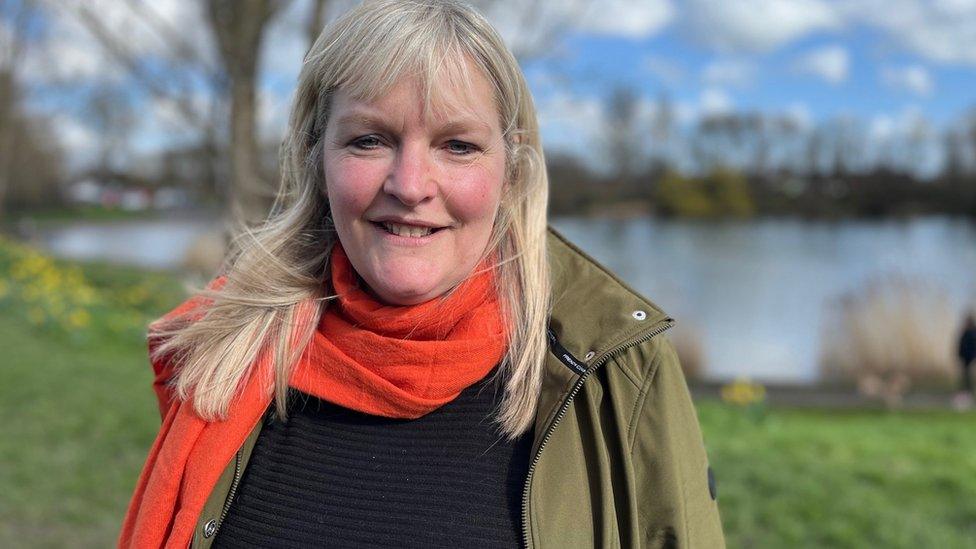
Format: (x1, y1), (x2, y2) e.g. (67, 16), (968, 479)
(120, 1), (724, 547)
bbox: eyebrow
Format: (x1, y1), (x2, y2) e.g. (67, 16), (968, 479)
(332, 113), (397, 133)
(333, 110), (493, 137)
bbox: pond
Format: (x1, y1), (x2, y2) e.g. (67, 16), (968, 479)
(37, 215), (976, 383)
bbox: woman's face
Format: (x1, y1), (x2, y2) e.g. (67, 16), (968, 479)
(322, 62), (507, 305)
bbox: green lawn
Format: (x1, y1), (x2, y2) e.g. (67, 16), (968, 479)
(699, 403), (976, 548)
(0, 237), (188, 548)
(2, 239), (975, 548)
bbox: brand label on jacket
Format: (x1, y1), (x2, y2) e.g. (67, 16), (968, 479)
(546, 328), (588, 376)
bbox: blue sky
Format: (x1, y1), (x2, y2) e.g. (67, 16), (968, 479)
(508, 0), (976, 168)
(7, 0), (976, 171)
(575, 26), (975, 124)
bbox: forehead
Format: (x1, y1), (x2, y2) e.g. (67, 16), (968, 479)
(330, 55), (501, 130)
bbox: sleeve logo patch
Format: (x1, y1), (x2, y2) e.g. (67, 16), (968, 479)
(707, 466), (718, 500)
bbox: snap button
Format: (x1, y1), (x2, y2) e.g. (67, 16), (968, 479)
(584, 351), (595, 361)
(203, 519), (218, 538)
(632, 310), (647, 321)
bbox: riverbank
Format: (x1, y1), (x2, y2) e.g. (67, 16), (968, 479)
(691, 380), (961, 410)
(3, 242), (975, 547)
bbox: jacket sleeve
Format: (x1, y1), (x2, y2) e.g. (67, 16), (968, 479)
(629, 337), (725, 549)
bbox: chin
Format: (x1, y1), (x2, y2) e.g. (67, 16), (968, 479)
(368, 269), (441, 305)
(376, 283), (441, 306)
(366, 259), (449, 305)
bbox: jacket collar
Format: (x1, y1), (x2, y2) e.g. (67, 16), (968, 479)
(546, 225), (672, 364)
(531, 226), (674, 443)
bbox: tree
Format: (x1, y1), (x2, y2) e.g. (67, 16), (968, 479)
(208, 0), (291, 224)
(52, 0), (603, 225)
(603, 86), (643, 182)
(85, 83), (135, 179)
(649, 91), (673, 175)
(0, 0), (46, 217)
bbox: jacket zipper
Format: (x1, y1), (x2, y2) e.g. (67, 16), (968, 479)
(520, 318), (674, 549)
(216, 449), (244, 533)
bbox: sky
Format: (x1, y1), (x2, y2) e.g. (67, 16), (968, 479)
(6, 0), (976, 172)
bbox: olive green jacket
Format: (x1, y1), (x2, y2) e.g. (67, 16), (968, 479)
(190, 227), (725, 548)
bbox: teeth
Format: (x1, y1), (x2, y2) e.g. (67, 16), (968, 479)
(382, 222), (433, 238)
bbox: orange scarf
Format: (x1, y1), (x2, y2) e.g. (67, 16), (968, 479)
(119, 243), (507, 548)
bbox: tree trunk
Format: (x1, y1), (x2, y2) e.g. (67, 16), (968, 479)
(306, 0), (329, 54)
(208, 0), (289, 226)
(0, 71), (14, 219)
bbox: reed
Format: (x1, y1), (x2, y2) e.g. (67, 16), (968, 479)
(819, 274), (958, 407)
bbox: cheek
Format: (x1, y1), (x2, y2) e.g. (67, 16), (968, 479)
(324, 156), (387, 220)
(446, 159), (506, 224)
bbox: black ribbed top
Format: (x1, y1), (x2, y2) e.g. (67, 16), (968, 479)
(212, 368), (534, 548)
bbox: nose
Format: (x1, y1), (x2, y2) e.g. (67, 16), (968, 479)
(383, 141), (436, 207)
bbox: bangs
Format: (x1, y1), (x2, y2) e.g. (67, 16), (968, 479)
(312, 1), (499, 124)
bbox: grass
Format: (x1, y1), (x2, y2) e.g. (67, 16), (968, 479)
(0, 236), (187, 548)
(2, 239), (975, 547)
(700, 403), (976, 548)
(4, 205), (163, 229)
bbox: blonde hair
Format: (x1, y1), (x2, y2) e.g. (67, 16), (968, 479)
(152, 0), (550, 439)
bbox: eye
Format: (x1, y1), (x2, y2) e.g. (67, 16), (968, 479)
(350, 135), (383, 150)
(445, 140), (479, 155)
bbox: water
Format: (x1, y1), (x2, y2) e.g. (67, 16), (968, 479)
(552, 216), (976, 383)
(37, 215), (976, 383)
(38, 218), (219, 270)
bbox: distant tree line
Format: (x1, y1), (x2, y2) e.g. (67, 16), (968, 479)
(547, 87), (976, 219)
(2, 1), (975, 222)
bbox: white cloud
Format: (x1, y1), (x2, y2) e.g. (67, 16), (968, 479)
(21, 0), (217, 85)
(536, 90), (664, 170)
(701, 59), (757, 88)
(671, 89), (735, 124)
(576, 0), (675, 39)
(869, 113), (895, 140)
(481, 0), (673, 56)
(676, 0), (976, 65)
(881, 64), (934, 95)
(681, 0), (841, 52)
(700, 88), (734, 115)
(127, 92), (213, 158)
(850, 0), (976, 65)
(785, 102), (813, 129)
(536, 92), (603, 151)
(19, 14), (118, 83)
(21, 38), (113, 83)
(260, 0), (315, 93)
(869, 105), (928, 139)
(46, 113), (100, 170)
(794, 45), (849, 84)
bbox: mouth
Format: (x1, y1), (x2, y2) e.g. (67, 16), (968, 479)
(371, 221), (448, 238)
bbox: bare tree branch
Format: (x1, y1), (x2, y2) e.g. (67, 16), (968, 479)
(121, 0), (220, 75)
(54, 0), (211, 133)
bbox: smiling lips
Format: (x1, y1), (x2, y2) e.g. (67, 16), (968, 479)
(374, 220), (447, 238)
